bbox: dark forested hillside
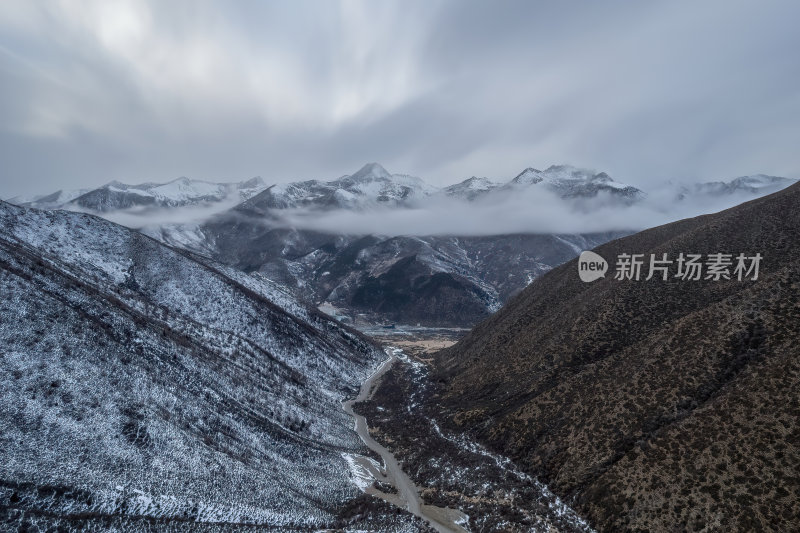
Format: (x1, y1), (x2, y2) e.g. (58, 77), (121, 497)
(432, 183), (800, 531)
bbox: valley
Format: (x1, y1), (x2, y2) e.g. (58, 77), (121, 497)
(2, 167), (798, 531)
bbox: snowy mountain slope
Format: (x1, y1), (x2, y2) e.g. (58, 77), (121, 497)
(0, 200), (419, 530)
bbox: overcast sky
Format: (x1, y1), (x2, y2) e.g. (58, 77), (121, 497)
(1, 0), (799, 198)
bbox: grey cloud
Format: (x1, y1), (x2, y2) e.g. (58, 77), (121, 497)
(85, 197), (246, 230)
(1, 0), (798, 199)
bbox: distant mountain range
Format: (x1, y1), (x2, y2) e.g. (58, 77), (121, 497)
(10, 164), (796, 213)
(432, 181), (800, 531)
(8, 164), (797, 327)
(234, 163), (646, 213)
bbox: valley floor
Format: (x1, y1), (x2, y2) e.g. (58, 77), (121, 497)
(343, 351), (467, 532)
(348, 343), (594, 532)
(357, 327), (466, 356)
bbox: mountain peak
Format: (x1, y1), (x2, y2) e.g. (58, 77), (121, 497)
(511, 167), (544, 185)
(451, 176), (498, 190)
(351, 162), (391, 181)
(442, 176), (500, 200)
(593, 171), (612, 182)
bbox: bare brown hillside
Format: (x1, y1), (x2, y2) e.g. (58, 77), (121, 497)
(432, 183), (800, 531)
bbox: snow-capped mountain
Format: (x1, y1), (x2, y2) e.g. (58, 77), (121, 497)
(442, 176), (501, 201)
(438, 165), (642, 203)
(0, 199), (422, 530)
(508, 165), (645, 201)
(238, 162), (438, 214)
(6, 188), (92, 210)
(235, 163), (644, 222)
(679, 174), (798, 199)
(11, 177), (268, 212)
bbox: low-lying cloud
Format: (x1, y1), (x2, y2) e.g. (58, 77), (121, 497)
(70, 196), (244, 229)
(242, 186), (779, 237)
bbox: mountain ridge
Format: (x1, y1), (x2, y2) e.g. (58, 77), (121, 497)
(430, 181), (800, 531)
(0, 199), (427, 530)
(13, 163), (796, 218)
